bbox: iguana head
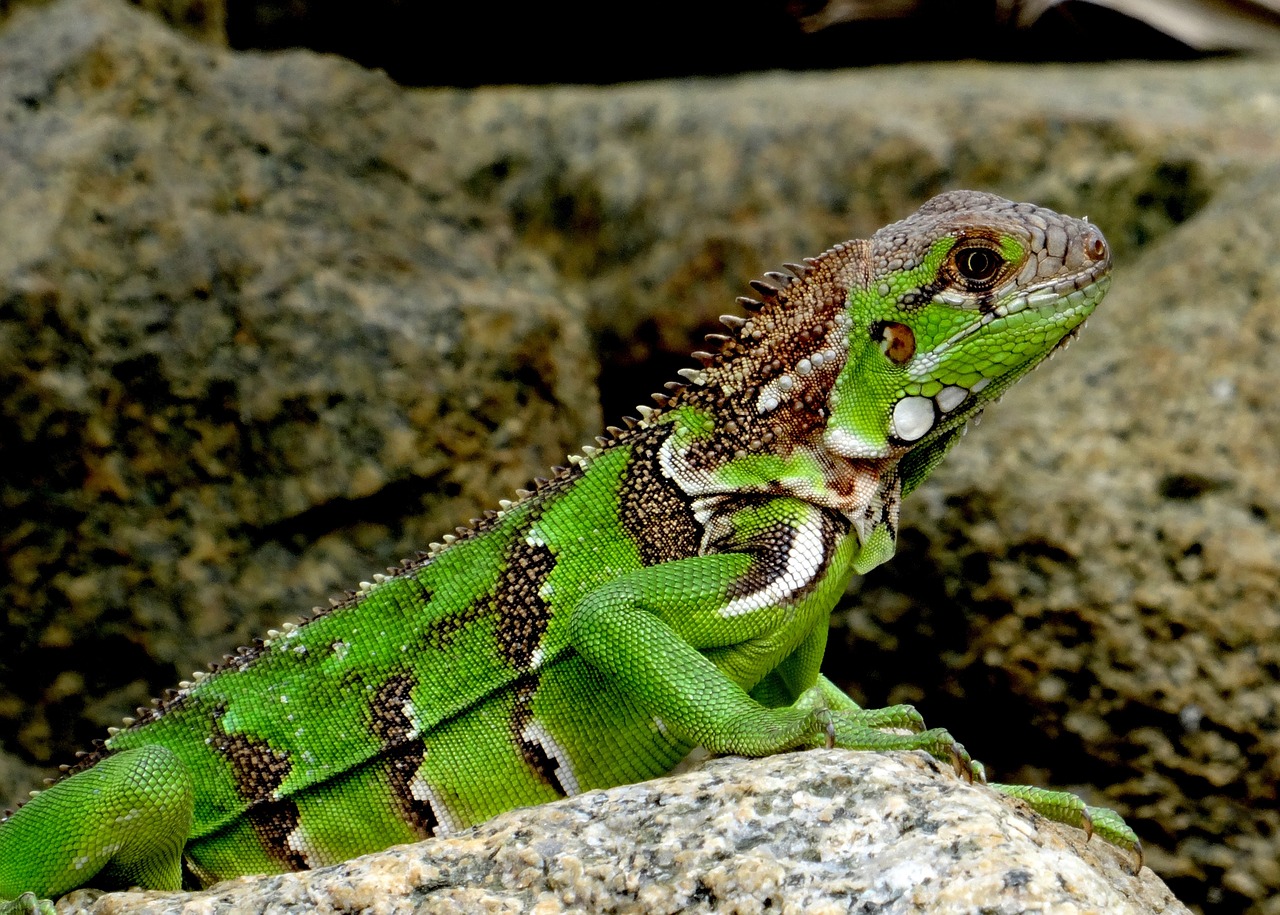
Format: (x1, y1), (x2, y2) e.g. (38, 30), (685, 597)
(656, 190), (1110, 531)
(823, 189), (1111, 463)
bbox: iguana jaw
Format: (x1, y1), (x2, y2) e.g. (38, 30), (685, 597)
(910, 272), (1111, 377)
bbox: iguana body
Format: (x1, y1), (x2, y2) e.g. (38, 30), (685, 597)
(0, 191), (1134, 910)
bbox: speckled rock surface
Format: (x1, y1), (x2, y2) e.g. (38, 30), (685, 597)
(56, 751), (1188, 915)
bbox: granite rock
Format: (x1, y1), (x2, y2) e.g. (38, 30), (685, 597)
(59, 751), (1190, 915)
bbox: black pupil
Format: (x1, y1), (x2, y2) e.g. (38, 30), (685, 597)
(957, 247), (1000, 282)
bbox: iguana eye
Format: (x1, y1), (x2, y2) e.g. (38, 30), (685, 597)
(953, 245), (1002, 284)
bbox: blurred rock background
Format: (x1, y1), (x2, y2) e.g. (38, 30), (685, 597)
(0, 1), (1277, 912)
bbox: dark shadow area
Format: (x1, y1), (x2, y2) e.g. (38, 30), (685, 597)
(226, 0), (1210, 88)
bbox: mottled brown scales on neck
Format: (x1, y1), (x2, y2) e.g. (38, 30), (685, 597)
(617, 434), (700, 565)
(672, 241), (869, 472)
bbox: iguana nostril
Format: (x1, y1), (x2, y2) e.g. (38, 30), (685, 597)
(1084, 228), (1108, 262)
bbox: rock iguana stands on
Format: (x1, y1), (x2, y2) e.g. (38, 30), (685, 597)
(0, 190), (1137, 912)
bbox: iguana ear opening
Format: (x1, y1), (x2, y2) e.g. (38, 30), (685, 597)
(873, 322), (916, 365)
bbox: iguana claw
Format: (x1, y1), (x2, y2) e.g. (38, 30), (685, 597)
(991, 783), (1144, 873)
(947, 740), (976, 783)
(1087, 804), (1145, 874)
(971, 759), (988, 785)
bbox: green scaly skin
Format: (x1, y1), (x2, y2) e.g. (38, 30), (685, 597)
(0, 191), (1139, 912)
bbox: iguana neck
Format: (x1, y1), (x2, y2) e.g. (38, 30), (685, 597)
(650, 239), (896, 519)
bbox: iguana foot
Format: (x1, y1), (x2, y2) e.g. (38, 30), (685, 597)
(0, 893), (57, 915)
(992, 782), (1144, 873)
(789, 687), (979, 782)
(832, 702), (927, 733)
(815, 713), (980, 783)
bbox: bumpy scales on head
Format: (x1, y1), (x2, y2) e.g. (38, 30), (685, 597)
(0, 191), (1132, 914)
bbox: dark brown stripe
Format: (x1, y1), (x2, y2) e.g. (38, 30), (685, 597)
(510, 675), (569, 797)
(492, 534), (557, 670)
(370, 673), (417, 744)
(214, 728), (291, 802)
(419, 600), (487, 652)
(244, 799), (310, 871)
(210, 709), (307, 868)
(720, 517), (797, 604)
(366, 671), (439, 838)
(382, 740), (439, 839)
(518, 732), (569, 797)
(710, 502), (848, 607)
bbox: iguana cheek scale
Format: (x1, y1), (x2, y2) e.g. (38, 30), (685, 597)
(0, 190), (1137, 913)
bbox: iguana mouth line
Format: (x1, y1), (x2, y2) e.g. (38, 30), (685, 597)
(929, 273), (1110, 358)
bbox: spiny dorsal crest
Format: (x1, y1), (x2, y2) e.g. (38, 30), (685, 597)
(656, 240), (871, 435)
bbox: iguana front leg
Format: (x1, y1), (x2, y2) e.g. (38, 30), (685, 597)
(568, 496), (972, 770)
(752, 625), (966, 773)
(0, 746), (194, 913)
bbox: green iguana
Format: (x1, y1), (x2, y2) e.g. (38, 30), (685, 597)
(0, 190), (1137, 913)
